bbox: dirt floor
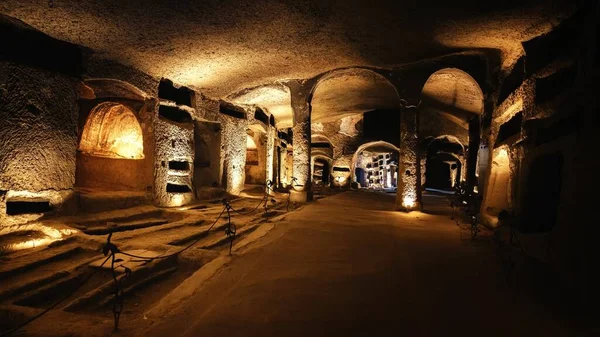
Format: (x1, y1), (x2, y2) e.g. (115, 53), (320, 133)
(135, 191), (592, 337)
(3, 191), (594, 336)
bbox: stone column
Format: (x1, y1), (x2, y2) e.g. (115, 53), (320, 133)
(467, 116), (481, 193)
(286, 80), (314, 202)
(396, 105), (421, 211)
(279, 144), (288, 187)
(265, 125), (276, 186)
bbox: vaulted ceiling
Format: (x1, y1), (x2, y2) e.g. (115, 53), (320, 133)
(0, 0), (575, 102)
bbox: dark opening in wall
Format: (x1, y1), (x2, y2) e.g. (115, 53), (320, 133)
(169, 161), (190, 171)
(333, 167), (351, 172)
(312, 142), (331, 148)
(522, 11), (580, 75)
(523, 153), (563, 233)
(255, 108), (269, 125)
(498, 57), (525, 105)
(532, 114), (578, 146)
(535, 65), (578, 103)
(219, 103), (246, 119)
(166, 183), (191, 193)
(363, 109), (400, 147)
(159, 105), (192, 123)
(6, 200), (52, 215)
(269, 115), (275, 127)
(158, 78), (194, 107)
(495, 112), (523, 147)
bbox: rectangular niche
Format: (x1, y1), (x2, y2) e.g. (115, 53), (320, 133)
(168, 161), (190, 171)
(333, 167), (351, 172)
(158, 79), (194, 107)
(159, 105), (192, 124)
(219, 103), (246, 119)
(166, 183), (191, 193)
(254, 108), (269, 125)
(6, 199), (52, 215)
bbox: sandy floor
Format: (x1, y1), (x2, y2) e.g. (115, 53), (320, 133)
(138, 191), (586, 337)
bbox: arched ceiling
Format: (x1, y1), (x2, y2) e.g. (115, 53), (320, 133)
(311, 69), (399, 123)
(0, 0), (576, 98)
(421, 68), (484, 126)
(227, 84), (292, 128)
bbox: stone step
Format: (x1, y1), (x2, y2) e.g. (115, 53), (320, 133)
(200, 223), (260, 250)
(167, 221), (229, 246)
(0, 243), (81, 280)
(69, 205), (164, 228)
(81, 218), (170, 235)
(77, 190), (152, 213)
(0, 251), (99, 302)
(63, 251), (177, 312)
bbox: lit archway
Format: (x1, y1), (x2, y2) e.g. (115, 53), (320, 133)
(79, 102), (144, 159)
(351, 141), (400, 189)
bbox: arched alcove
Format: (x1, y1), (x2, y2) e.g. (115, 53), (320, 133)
(424, 136), (465, 191)
(351, 141), (400, 189)
(76, 101), (151, 191)
(79, 102), (144, 159)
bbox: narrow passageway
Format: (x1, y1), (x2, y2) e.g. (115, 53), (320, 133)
(140, 191), (574, 337)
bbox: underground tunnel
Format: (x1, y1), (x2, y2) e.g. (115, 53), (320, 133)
(0, 1), (596, 336)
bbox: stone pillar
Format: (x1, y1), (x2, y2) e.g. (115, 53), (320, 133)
(286, 80), (313, 202)
(396, 105), (421, 211)
(265, 125), (276, 185)
(279, 144), (288, 187)
(219, 114), (248, 195)
(467, 116), (481, 193)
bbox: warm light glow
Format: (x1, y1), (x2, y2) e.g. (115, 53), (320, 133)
(3, 222), (77, 252)
(498, 99), (523, 124)
(80, 102), (144, 159)
(170, 194), (185, 207)
(402, 196), (416, 209)
(246, 135), (257, 149)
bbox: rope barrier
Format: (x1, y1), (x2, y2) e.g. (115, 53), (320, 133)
(1, 178), (295, 335)
(0, 255), (112, 337)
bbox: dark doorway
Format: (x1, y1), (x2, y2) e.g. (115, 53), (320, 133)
(425, 157), (452, 190)
(313, 159), (330, 186)
(523, 153), (563, 233)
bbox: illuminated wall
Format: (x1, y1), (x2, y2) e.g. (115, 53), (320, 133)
(153, 103), (195, 207)
(480, 146), (511, 227)
(0, 60), (79, 229)
(219, 113), (248, 195)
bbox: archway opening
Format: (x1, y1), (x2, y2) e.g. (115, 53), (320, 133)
(424, 136), (465, 191)
(312, 157), (331, 186)
(245, 129), (267, 185)
(76, 102), (149, 191)
(79, 102), (144, 159)
(523, 153), (563, 233)
(194, 120), (222, 192)
(351, 141), (400, 191)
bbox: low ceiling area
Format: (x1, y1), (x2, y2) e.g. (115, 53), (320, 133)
(0, 0), (575, 100)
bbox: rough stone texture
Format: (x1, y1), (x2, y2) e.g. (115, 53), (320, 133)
(153, 106), (195, 207)
(0, 61), (79, 193)
(218, 114), (248, 195)
(396, 106), (420, 210)
(0, 1), (575, 98)
(265, 126), (276, 185)
(287, 80), (313, 199)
